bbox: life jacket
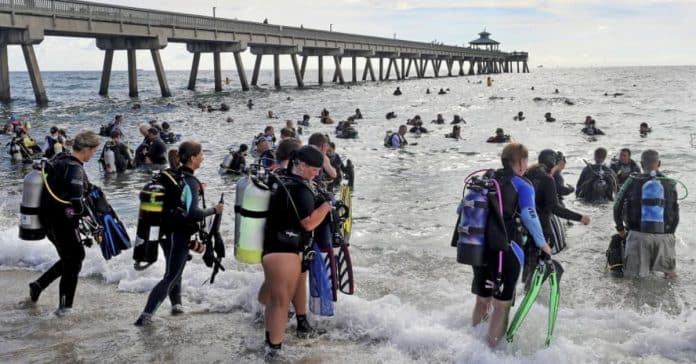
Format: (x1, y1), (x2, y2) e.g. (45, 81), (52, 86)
(624, 173), (678, 233)
(452, 169), (515, 266)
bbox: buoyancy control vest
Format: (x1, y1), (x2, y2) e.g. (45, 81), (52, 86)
(452, 169), (515, 266)
(624, 172), (679, 234)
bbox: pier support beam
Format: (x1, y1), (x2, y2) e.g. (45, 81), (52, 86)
(379, 58), (383, 81)
(404, 59), (412, 78)
(99, 49), (114, 96)
(446, 60), (453, 77)
(273, 54), (281, 89)
(251, 54), (262, 86)
(290, 54), (304, 88)
(351, 56), (357, 83)
(151, 49), (171, 97)
(333, 56), (345, 84)
(468, 59), (475, 75)
(126, 49), (138, 97)
(300, 56), (308, 80)
(393, 59), (401, 80)
(384, 58), (392, 80)
(523, 61), (529, 73)
(233, 51), (249, 91)
(213, 51), (222, 92)
(362, 58), (376, 81)
(318, 56), (324, 85)
(21, 44), (48, 105)
(0, 44), (9, 102)
(188, 52), (200, 90)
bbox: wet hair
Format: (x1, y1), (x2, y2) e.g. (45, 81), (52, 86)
(72, 130), (101, 151)
(280, 127), (296, 138)
(275, 138), (302, 162)
(178, 141), (202, 165)
(308, 132), (328, 148)
(303, 114), (310, 120)
(50, 126), (58, 134)
(620, 148), (631, 156)
(168, 148), (180, 170)
(594, 147), (608, 161)
(115, 114), (123, 121)
(496, 128), (504, 134)
(110, 129), (121, 139)
(264, 125), (273, 133)
(238, 144), (249, 153)
(501, 143), (529, 168)
(640, 122), (649, 128)
(162, 122), (170, 130)
(148, 127), (159, 136)
(329, 142), (336, 149)
(641, 149), (659, 166)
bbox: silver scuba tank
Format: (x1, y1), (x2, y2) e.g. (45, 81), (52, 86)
(234, 175), (250, 251)
(221, 152), (234, 169)
(11, 141), (23, 163)
(19, 167), (46, 240)
(104, 148), (116, 173)
(235, 175), (269, 264)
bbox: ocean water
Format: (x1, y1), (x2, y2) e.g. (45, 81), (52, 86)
(0, 66), (695, 363)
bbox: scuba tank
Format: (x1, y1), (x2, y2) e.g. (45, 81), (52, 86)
(10, 140), (23, 162)
(640, 171), (665, 233)
(234, 175), (250, 249)
(221, 149), (234, 169)
(19, 165), (46, 240)
(104, 148), (116, 173)
(53, 140), (63, 155)
(235, 175), (270, 264)
(456, 176), (490, 266)
(133, 181), (166, 270)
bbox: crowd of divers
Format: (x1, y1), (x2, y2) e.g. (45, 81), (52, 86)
(7, 83), (683, 360)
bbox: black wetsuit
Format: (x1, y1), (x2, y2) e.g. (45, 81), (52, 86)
(100, 141), (132, 173)
(142, 167), (214, 315)
(610, 159), (641, 187)
(147, 137), (168, 165)
(576, 164), (617, 201)
(36, 153), (91, 309)
(581, 127), (605, 136)
(553, 172), (574, 200)
(527, 166), (582, 236)
(263, 171), (317, 255)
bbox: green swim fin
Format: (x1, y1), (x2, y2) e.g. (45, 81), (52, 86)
(545, 260), (563, 347)
(506, 261), (546, 342)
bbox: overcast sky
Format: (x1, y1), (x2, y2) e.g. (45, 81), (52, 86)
(6, 0), (696, 71)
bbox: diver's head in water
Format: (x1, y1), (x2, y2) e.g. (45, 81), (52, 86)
(398, 125), (408, 136)
(495, 128), (505, 138)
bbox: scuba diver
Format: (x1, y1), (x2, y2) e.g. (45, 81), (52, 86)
(438, 88), (447, 95)
(426, 88), (431, 94)
(320, 109), (334, 124)
(280, 127), (296, 140)
(384, 125), (409, 147)
(99, 130), (133, 174)
(613, 149), (679, 279)
(353, 108), (363, 119)
(432, 113), (445, 124)
(9, 128), (43, 163)
(335, 121), (358, 139)
(407, 115), (422, 126)
(255, 136), (276, 170)
(513, 111), (525, 121)
(27, 131), (102, 315)
(385, 111), (397, 120)
(639, 122), (652, 137)
(247, 99), (254, 109)
(220, 144), (248, 174)
(135, 141), (224, 326)
(393, 87), (402, 96)
(160, 122), (179, 144)
(575, 147), (617, 202)
(544, 112), (556, 122)
(486, 128), (511, 143)
(298, 114), (311, 126)
(445, 125), (461, 139)
(610, 148), (641, 187)
(260, 145), (333, 360)
(552, 151), (574, 201)
(99, 114), (125, 138)
(267, 111), (278, 119)
(135, 128), (168, 167)
(43, 126), (63, 159)
(467, 143), (552, 348)
(581, 119), (605, 136)
(409, 120), (428, 134)
(525, 150), (591, 268)
(451, 115), (465, 125)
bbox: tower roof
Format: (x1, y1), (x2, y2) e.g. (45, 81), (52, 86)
(469, 29), (499, 45)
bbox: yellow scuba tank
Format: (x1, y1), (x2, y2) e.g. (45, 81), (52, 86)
(133, 181), (166, 269)
(19, 165), (46, 240)
(235, 176), (270, 264)
(234, 175), (250, 247)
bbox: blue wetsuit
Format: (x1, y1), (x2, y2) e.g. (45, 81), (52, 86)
(472, 168), (545, 301)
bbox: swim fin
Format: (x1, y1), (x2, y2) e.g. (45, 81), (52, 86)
(545, 260), (563, 347)
(506, 260), (546, 342)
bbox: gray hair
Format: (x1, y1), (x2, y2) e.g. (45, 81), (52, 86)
(72, 130), (100, 151)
